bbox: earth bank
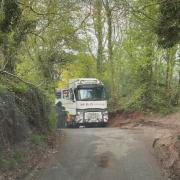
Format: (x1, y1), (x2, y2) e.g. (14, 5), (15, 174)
(109, 111), (180, 180)
(0, 79), (56, 180)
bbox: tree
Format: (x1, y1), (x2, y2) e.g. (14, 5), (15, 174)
(93, 0), (104, 74)
(1, 0), (179, 112)
(103, 0), (114, 92)
(0, 0), (35, 72)
(15, 0), (85, 93)
(155, 0), (180, 48)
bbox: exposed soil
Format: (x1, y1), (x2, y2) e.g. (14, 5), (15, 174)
(154, 133), (180, 180)
(109, 111), (180, 180)
(25, 130), (65, 180)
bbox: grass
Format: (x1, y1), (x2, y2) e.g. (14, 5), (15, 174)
(0, 151), (24, 169)
(48, 106), (57, 128)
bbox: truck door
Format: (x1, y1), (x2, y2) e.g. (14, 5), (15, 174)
(62, 89), (76, 115)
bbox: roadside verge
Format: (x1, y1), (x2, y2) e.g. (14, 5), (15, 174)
(109, 112), (180, 180)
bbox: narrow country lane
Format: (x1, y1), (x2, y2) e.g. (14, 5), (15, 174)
(36, 128), (165, 180)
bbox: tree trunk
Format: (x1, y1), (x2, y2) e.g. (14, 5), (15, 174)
(165, 48), (176, 105)
(103, 0), (114, 93)
(3, 46), (16, 73)
(93, 0), (103, 74)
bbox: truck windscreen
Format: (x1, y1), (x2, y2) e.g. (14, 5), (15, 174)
(75, 86), (106, 101)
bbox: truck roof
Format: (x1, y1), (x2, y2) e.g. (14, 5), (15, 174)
(69, 78), (103, 88)
(69, 78), (98, 83)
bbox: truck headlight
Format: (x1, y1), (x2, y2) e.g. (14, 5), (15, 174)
(76, 111), (84, 121)
(103, 111), (108, 122)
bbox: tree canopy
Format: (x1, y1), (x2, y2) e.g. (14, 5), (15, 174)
(0, 0), (180, 113)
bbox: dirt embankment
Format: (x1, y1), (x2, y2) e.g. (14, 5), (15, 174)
(109, 111), (180, 180)
(0, 85), (54, 180)
(0, 130), (62, 180)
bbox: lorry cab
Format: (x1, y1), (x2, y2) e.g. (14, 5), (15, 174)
(55, 78), (108, 127)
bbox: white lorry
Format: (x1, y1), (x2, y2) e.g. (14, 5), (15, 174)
(55, 78), (108, 127)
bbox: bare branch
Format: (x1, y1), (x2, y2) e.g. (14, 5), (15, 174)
(17, 1), (57, 16)
(74, 12), (91, 33)
(30, 32), (46, 42)
(123, 0), (158, 22)
(0, 70), (37, 87)
(0, 59), (8, 72)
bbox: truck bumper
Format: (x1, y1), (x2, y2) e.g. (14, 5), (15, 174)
(66, 121), (108, 128)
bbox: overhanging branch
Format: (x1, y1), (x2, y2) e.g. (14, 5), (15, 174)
(0, 70), (37, 87)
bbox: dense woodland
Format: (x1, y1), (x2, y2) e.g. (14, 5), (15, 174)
(0, 1), (180, 177)
(0, 0), (180, 115)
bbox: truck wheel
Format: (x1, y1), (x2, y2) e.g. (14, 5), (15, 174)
(65, 122), (72, 128)
(72, 123), (79, 128)
(102, 122), (107, 127)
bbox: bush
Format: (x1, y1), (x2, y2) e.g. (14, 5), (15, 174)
(108, 95), (121, 113)
(0, 84), (7, 93)
(48, 106), (57, 128)
(0, 151), (23, 169)
(31, 133), (45, 145)
(122, 85), (145, 112)
(14, 86), (51, 131)
(12, 82), (29, 93)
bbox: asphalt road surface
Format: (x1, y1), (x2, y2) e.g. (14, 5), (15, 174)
(37, 128), (165, 180)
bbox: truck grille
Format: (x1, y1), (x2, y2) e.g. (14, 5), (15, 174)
(85, 112), (102, 120)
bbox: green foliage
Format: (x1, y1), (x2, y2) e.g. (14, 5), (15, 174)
(31, 133), (45, 145)
(0, 0), (179, 118)
(0, 0), (36, 73)
(155, 0), (180, 48)
(105, 0), (180, 113)
(0, 151), (23, 169)
(48, 106), (57, 128)
(108, 95), (121, 113)
(12, 82), (29, 93)
(68, 54), (96, 78)
(0, 84), (7, 93)
(0, 0), (21, 33)
(0, 157), (16, 169)
(12, 151), (23, 162)
(122, 85), (145, 112)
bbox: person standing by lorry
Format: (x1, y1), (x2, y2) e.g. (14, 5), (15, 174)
(55, 90), (68, 128)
